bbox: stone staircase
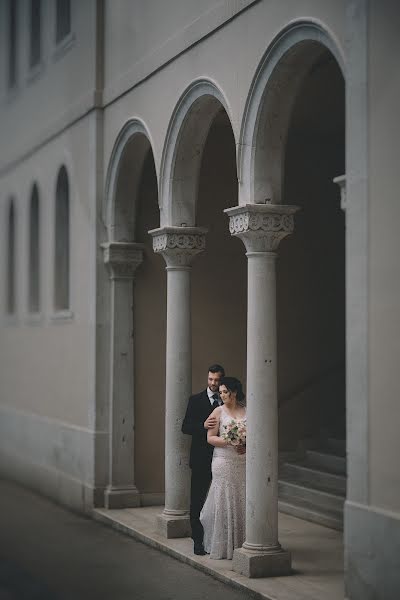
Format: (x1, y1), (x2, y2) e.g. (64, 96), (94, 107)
(278, 437), (346, 530)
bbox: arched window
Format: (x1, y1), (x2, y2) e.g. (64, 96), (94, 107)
(7, 199), (16, 315)
(29, 185), (40, 313)
(8, 0), (17, 88)
(56, 0), (71, 44)
(54, 166), (69, 311)
(30, 0), (41, 68)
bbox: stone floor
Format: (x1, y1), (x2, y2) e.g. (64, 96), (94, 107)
(93, 506), (344, 600)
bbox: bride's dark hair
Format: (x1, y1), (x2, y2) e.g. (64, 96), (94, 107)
(219, 376), (246, 406)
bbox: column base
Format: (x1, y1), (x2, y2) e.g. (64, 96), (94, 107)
(104, 486), (141, 509)
(233, 546), (292, 578)
(157, 512), (191, 539)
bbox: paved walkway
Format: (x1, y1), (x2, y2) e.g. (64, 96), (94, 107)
(94, 505), (344, 600)
(0, 479), (344, 600)
(0, 480), (256, 600)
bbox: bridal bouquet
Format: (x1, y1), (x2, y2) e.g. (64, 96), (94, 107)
(221, 419), (246, 447)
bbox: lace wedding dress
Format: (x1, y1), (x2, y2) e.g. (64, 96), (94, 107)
(200, 406), (246, 559)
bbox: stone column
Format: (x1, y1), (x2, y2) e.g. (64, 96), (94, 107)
(149, 226), (207, 538)
(102, 241), (144, 509)
(225, 203), (298, 578)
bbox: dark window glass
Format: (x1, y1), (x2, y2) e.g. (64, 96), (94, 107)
(8, 0), (17, 88)
(30, 0), (41, 67)
(7, 200), (16, 314)
(56, 0), (71, 44)
(29, 186), (40, 313)
(54, 166), (70, 311)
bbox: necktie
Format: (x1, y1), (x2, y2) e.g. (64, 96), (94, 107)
(212, 394), (219, 409)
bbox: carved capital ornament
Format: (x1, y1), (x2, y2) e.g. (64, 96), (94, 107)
(149, 227), (207, 267)
(225, 204), (298, 253)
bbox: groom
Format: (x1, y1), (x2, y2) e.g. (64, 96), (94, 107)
(182, 364), (225, 555)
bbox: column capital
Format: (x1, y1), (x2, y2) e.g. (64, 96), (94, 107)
(225, 204), (299, 253)
(149, 226), (207, 268)
(101, 241), (144, 279)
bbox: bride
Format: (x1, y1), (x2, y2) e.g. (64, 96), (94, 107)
(200, 377), (246, 559)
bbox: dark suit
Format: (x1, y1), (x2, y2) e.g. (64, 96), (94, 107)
(182, 389), (215, 543)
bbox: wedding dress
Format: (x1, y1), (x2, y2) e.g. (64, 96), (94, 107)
(200, 406), (246, 559)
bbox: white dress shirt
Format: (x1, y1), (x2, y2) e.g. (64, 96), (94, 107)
(207, 387), (221, 406)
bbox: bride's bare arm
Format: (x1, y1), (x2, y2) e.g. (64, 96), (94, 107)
(207, 408), (228, 447)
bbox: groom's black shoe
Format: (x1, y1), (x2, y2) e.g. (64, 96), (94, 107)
(193, 541), (206, 556)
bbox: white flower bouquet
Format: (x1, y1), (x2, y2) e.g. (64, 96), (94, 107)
(221, 419), (246, 447)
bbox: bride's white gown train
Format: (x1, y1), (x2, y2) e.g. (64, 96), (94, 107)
(200, 406), (246, 559)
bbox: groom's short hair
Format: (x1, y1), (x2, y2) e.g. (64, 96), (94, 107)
(208, 364), (225, 376)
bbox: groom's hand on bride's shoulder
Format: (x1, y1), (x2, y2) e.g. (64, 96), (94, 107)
(204, 415), (217, 429)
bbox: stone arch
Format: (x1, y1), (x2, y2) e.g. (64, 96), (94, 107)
(104, 119), (156, 241)
(234, 19), (347, 531)
(238, 19), (345, 205)
(159, 78), (236, 226)
(99, 118), (162, 509)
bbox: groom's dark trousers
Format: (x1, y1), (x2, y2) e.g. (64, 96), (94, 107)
(182, 389), (214, 544)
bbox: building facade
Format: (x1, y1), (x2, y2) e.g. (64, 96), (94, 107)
(1, 0), (399, 597)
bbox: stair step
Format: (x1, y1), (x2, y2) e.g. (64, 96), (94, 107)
(278, 480), (345, 512)
(278, 437), (347, 531)
(304, 450), (347, 475)
(281, 462), (347, 494)
(278, 497), (343, 531)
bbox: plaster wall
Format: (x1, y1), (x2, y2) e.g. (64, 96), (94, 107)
(368, 0), (400, 513)
(103, 0), (258, 105)
(134, 153), (166, 495)
(0, 0), (98, 168)
(0, 116), (97, 428)
(102, 0), (346, 191)
(344, 2), (400, 598)
(0, 112), (99, 509)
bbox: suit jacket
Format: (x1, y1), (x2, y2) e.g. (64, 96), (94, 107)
(182, 389), (215, 470)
